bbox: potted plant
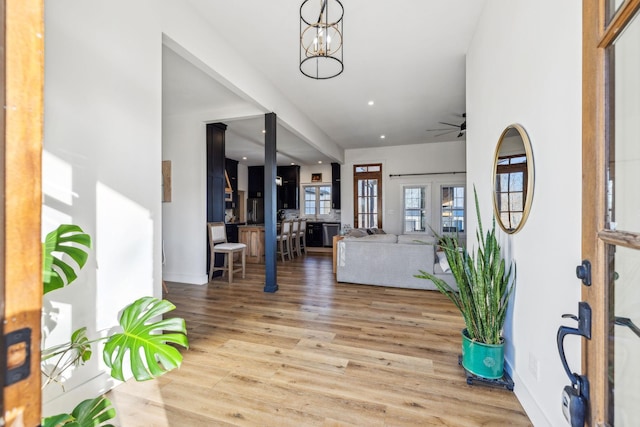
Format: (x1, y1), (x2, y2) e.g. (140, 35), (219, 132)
(41, 224), (189, 426)
(415, 187), (515, 379)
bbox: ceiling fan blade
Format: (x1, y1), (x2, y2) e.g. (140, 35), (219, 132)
(426, 128), (450, 132)
(435, 130), (455, 137)
(439, 122), (460, 127)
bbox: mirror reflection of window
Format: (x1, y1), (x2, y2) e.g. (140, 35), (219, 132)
(495, 155), (528, 231)
(441, 186), (465, 234)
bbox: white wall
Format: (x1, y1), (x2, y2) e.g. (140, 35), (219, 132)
(467, 1), (582, 425)
(43, 0), (163, 414)
(300, 163), (332, 186)
(341, 141), (466, 235)
(161, 115), (208, 284)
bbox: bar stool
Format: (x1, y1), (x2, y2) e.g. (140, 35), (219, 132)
(208, 222), (246, 283)
(290, 218), (300, 257)
(297, 218), (307, 255)
(276, 219), (292, 262)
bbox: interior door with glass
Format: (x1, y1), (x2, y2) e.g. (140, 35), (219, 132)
(583, 2), (640, 425)
(353, 163), (382, 229)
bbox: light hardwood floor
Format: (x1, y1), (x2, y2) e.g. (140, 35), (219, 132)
(107, 253), (531, 426)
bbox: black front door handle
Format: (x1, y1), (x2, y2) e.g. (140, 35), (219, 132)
(557, 302), (592, 384)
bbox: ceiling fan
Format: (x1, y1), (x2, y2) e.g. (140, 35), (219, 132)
(427, 113), (466, 138)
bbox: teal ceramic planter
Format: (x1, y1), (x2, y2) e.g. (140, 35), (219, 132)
(461, 328), (504, 379)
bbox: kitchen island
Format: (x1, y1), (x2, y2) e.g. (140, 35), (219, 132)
(238, 225), (265, 263)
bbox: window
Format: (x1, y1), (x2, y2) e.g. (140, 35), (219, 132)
(403, 186), (428, 233)
(353, 163), (383, 229)
(495, 155), (527, 231)
(441, 185), (465, 233)
(303, 185), (332, 216)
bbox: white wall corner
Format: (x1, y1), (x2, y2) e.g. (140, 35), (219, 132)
(507, 360), (553, 427)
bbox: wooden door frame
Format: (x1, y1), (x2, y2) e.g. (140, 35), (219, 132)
(1, 0), (44, 425)
(352, 163), (383, 229)
(583, 1), (640, 424)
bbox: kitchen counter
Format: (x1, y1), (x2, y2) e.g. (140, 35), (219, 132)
(238, 225), (265, 263)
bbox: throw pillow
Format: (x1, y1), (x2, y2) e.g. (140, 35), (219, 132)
(437, 251), (451, 273)
(346, 229), (368, 238)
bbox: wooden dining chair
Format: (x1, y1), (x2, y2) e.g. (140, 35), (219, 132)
(208, 222), (246, 283)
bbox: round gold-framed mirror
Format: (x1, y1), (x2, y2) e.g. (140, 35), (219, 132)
(492, 124), (534, 234)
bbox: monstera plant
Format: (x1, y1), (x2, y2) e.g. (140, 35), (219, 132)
(41, 225), (188, 426)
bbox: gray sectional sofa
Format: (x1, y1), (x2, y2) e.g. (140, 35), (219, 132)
(336, 232), (458, 290)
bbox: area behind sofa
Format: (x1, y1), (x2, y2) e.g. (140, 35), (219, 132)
(336, 232), (457, 290)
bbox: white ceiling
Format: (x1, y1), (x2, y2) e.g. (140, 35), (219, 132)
(162, 1), (486, 166)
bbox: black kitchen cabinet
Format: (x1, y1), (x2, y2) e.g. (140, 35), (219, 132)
(306, 222), (324, 247)
(248, 165), (264, 198)
(277, 165), (300, 209)
(206, 123), (226, 276)
(225, 158), (238, 209)
(331, 162), (341, 210)
(225, 223), (239, 243)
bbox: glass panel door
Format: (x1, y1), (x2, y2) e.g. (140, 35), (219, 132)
(353, 164), (382, 229)
(609, 246), (640, 425)
(441, 185), (465, 233)
(357, 179), (379, 228)
(606, 12), (640, 424)
(584, 3), (640, 424)
(403, 186), (427, 233)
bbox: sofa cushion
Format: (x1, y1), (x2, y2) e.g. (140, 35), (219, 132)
(397, 234), (436, 245)
(345, 233), (397, 243)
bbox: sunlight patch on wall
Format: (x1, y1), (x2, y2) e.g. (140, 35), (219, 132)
(42, 150), (75, 236)
(43, 150), (76, 205)
(96, 182), (154, 332)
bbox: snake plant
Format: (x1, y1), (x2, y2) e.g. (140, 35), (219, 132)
(416, 187), (515, 345)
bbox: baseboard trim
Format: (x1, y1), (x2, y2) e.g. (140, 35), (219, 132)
(163, 272), (208, 285)
(506, 360), (552, 426)
(306, 247), (332, 253)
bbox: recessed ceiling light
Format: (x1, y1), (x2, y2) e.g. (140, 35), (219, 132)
(380, 135), (386, 139)
(368, 100), (374, 106)
(261, 129), (266, 134)
(242, 156), (247, 160)
(290, 162), (295, 165)
(318, 160), (323, 164)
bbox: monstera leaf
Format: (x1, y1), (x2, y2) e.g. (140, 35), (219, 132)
(42, 396), (115, 427)
(103, 297), (188, 381)
(43, 224), (91, 295)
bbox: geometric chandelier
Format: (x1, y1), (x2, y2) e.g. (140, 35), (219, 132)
(299, 0), (344, 79)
